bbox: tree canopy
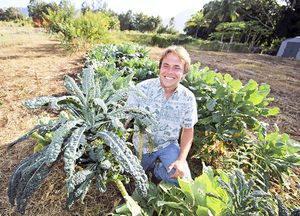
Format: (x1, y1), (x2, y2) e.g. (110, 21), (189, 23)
(0, 7), (24, 21)
(184, 0), (300, 51)
(118, 10), (162, 32)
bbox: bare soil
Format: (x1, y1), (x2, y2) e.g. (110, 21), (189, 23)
(0, 32), (299, 215)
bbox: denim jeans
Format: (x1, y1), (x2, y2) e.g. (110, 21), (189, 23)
(140, 144), (192, 186)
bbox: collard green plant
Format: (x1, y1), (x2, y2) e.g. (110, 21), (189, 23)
(7, 66), (156, 214)
(255, 125), (300, 187)
(118, 163), (230, 216)
(85, 43), (158, 83)
(187, 64), (279, 142)
(183, 63), (280, 161)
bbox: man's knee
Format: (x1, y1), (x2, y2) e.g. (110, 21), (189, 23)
(154, 162), (179, 186)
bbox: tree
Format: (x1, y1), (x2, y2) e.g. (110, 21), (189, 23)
(0, 8), (4, 20)
(81, 0), (108, 14)
(118, 10), (135, 31)
(184, 0), (288, 51)
(0, 7), (24, 21)
(118, 10), (162, 32)
(237, 0), (280, 31)
(184, 0), (241, 39)
(184, 10), (211, 38)
(273, 0), (300, 38)
(134, 13), (161, 32)
(157, 17), (178, 34)
(282, 0), (299, 10)
(28, 0), (56, 18)
(168, 17), (176, 31)
(81, 1), (91, 14)
(104, 10), (120, 30)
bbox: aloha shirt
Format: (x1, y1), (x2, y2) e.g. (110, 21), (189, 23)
(126, 78), (198, 154)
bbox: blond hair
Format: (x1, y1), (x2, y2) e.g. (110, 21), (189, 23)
(159, 45), (191, 75)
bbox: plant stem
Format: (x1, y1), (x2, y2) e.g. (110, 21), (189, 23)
(139, 131), (144, 161)
(114, 179), (128, 198)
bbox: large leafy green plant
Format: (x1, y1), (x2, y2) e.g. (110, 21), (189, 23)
(187, 64), (279, 142)
(183, 64), (279, 161)
(118, 163), (230, 216)
(160, 164), (229, 216)
(7, 66), (155, 214)
(85, 43), (158, 82)
(218, 169), (277, 216)
(226, 124), (300, 191)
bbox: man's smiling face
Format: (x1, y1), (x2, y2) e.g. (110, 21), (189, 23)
(159, 52), (184, 92)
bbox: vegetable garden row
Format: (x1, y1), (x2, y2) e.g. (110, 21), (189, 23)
(7, 43), (300, 215)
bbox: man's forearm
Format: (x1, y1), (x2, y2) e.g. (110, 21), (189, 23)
(178, 127), (194, 161)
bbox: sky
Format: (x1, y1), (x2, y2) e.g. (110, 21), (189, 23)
(0, 0), (210, 19)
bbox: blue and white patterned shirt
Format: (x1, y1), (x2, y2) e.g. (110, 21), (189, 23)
(126, 78), (198, 153)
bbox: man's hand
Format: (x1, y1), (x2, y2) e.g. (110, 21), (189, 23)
(168, 159), (187, 179)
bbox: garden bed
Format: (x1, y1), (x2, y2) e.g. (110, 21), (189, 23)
(0, 31), (299, 215)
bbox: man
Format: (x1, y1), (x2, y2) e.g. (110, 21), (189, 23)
(126, 45), (198, 185)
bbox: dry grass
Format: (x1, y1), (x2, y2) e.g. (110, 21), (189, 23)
(0, 26), (121, 216)
(0, 141), (122, 216)
(0, 25), (46, 48)
(0, 30), (84, 145)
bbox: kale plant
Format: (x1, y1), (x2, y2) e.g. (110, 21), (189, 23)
(7, 66), (155, 214)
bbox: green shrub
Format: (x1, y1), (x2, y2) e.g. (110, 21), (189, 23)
(260, 38), (283, 55)
(116, 163), (229, 216)
(73, 11), (110, 42)
(44, 7), (113, 50)
(182, 64), (279, 162)
(151, 33), (196, 47)
(187, 39), (249, 53)
(118, 165), (280, 216)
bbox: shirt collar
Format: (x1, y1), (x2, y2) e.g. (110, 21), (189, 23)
(156, 78), (182, 97)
